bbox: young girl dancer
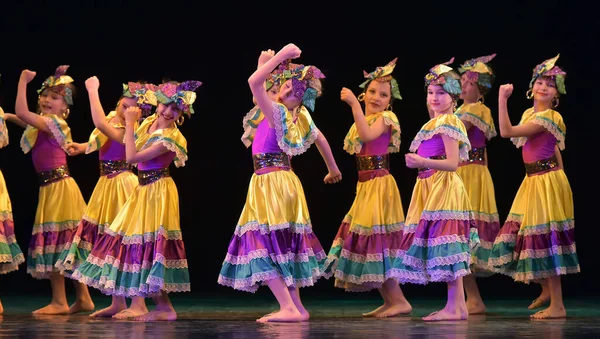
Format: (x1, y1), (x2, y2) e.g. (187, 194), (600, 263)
(13, 66), (92, 314)
(488, 54), (578, 319)
(325, 58), (412, 318)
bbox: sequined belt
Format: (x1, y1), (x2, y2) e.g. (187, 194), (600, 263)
(138, 168), (170, 185)
(38, 165), (70, 186)
(356, 154), (389, 171)
(460, 147), (485, 166)
(417, 155), (446, 178)
(252, 152), (291, 172)
(99, 160), (133, 177)
(524, 155), (559, 176)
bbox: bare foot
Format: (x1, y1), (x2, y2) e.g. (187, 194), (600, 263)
(528, 296), (550, 310)
(133, 309), (177, 322)
(362, 304), (387, 317)
(256, 309), (303, 323)
(32, 303), (69, 315)
(422, 305), (468, 321)
(0, 300), (3, 315)
(375, 301), (413, 318)
(466, 299), (486, 315)
(90, 304), (127, 318)
(113, 305), (149, 320)
(530, 306), (567, 319)
(69, 300), (95, 314)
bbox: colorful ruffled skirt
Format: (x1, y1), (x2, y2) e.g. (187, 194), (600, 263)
(72, 174), (190, 297)
(27, 176), (87, 279)
(55, 171), (138, 275)
(218, 169), (329, 292)
(0, 170), (24, 274)
(456, 163), (500, 275)
(488, 169), (579, 282)
(399, 170), (477, 284)
(325, 172), (406, 292)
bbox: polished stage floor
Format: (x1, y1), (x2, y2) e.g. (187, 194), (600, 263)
(1, 294), (599, 338)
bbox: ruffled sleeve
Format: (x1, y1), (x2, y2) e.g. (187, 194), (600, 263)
(510, 108), (566, 150)
(272, 102), (319, 156)
(409, 113), (471, 161)
(343, 111), (402, 154)
(240, 105), (265, 148)
(85, 111), (127, 154)
(0, 107), (8, 149)
(20, 113), (72, 154)
(455, 102), (497, 140)
(136, 115), (188, 168)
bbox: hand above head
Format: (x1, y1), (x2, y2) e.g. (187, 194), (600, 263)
(340, 87), (360, 107)
(405, 153), (424, 169)
(499, 84), (514, 100)
(20, 70), (36, 83)
(85, 76), (100, 92)
(279, 43), (302, 60)
(258, 49), (275, 67)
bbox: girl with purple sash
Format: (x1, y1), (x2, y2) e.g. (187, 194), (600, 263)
(325, 58), (412, 318)
(488, 54), (578, 319)
(11, 66), (91, 314)
(218, 44), (340, 323)
(72, 80), (200, 321)
(454, 54), (501, 314)
(399, 59), (477, 321)
(56, 77), (155, 318)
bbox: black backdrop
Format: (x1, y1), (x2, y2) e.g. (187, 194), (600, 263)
(0, 1), (591, 300)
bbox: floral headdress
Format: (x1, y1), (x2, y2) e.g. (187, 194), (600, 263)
(458, 53), (496, 94)
(273, 60), (325, 111)
(122, 82), (157, 115)
(37, 65), (74, 105)
(154, 81), (202, 116)
(359, 57), (402, 100)
(529, 54), (567, 95)
(424, 57), (461, 98)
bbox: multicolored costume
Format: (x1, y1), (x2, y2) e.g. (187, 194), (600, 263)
(0, 106), (25, 274)
(22, 66), (87, 279)
(488, 55), (578, 282)
(218, 63), (330, 292)
(455, 54), (500, 273)
(55, 83), (156, 275)
(72, 81), (200, 296)
(325, 59), (406, 291)
(398, 60), (477, 284)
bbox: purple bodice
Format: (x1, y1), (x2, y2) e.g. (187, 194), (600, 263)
(32, 131), (67, 172)
(467, 126), (487, 148)
(359, 130), (391, 156)
(99, 138), (126, 161)
(252, 119), (283, 155)
(522, 131), (556, 163)
(417, 135), (445, 158)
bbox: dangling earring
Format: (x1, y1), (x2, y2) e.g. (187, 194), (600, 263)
(552, 97), (559, 108)
(62, 108), (70, 119)
(357, 93), (365, 102)
(478, 96), (484, 104)
(176, 115), (184, 126)
(386, 104), (392, 111)
(526, 89), (534, 99)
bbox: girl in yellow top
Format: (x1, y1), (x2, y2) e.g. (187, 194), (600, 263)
(454, 54), (500, 314)
(325, 58), (412, 318)
(10, 66), (90, 314)
(488, 55), (578, 319)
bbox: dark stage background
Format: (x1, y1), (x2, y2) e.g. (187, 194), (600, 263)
(0, 1), (591, 301)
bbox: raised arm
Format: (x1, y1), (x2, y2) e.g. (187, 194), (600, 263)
(248, 44), (301, 126)
(497, 84), (545, 138)
(314, 131), (342, 184)
(341, 88), (389, 143)
(86, 76), (126, 144)
(124, 107), (169, 164)
(15, 70), (51, 132)
(3, 113), (28, 128)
